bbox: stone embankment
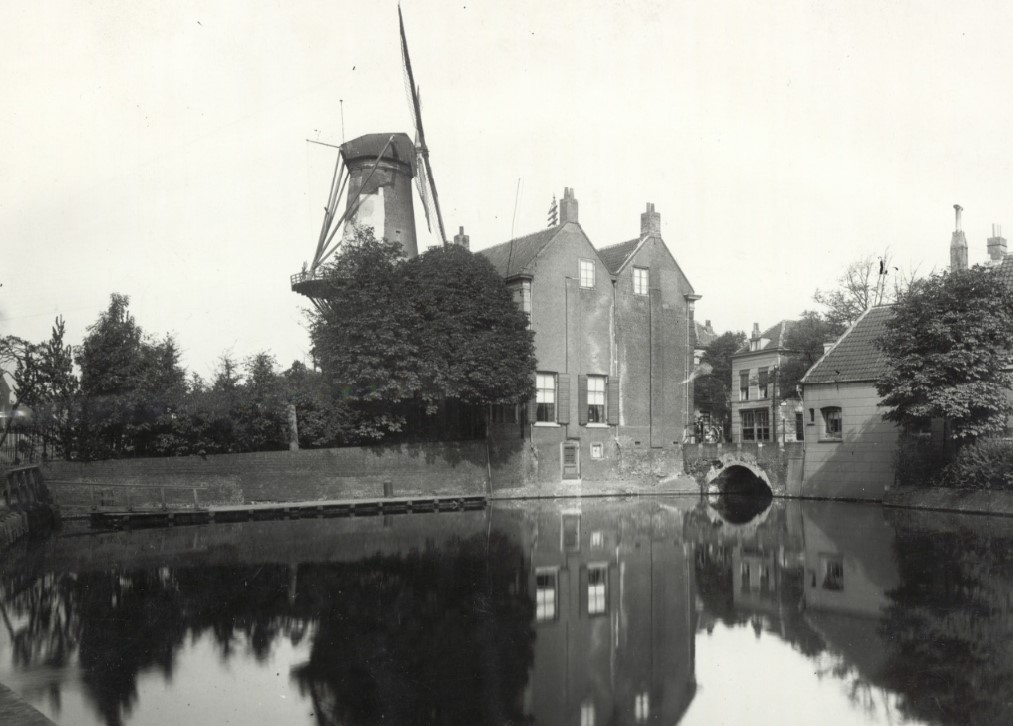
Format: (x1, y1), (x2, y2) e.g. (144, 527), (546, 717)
(885, 486), (1013, 517)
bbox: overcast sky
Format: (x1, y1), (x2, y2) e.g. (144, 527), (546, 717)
(3, 0), (1012, 377)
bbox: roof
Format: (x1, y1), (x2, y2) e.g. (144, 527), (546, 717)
(340, 133), (417, 172)
(734, 320), (795, 355)
(476, 226), (562, 278)
(695, 321), (718, 349)
(597, 237), (641, 274)
(996, 255), (1013, 288)
(802, 306), (894, 385)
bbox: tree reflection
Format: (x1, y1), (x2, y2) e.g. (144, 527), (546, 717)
(880, 525), (1013, 726)
(0, 533), (533, 726)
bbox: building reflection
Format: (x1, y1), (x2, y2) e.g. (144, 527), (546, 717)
(493, 501), (697, 725)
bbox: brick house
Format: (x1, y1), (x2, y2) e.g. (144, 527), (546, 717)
(477, 190), (699, 484)
(730, 321), (802, 445)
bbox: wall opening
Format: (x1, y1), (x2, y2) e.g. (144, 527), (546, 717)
(710, 465), (773, 524)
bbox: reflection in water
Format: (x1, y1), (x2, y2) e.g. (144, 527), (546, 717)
(1, 498), (1013, 725)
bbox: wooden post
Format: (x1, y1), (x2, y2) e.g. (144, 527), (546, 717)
(288, 404), (299, 451)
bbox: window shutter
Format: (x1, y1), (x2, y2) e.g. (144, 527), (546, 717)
(577, 374), (588, 425)
(607, 378), (619, 425)
(557, 374), (571, 425)
(527, 394), (538, 423)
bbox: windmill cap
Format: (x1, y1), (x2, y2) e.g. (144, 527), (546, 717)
(340, 133), (417, 173)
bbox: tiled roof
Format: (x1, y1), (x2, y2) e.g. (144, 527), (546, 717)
(995, 255), (1013, 289)
(695, 321), (718, 349)
(476, 226), (562, 278)
(802, 306), (895, 385)
(596, 238), (641, 274)
(734, 320), (795, 355)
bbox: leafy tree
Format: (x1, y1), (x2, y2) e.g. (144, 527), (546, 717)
(694, 331), (745, 433)
(282, 361), (354, 448)
(876, 266), (1013, 440)
(309, 228), (535, 440)
(778, 311), (845, 397)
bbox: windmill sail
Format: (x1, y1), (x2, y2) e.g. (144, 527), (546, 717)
(399, 5), (448, 247)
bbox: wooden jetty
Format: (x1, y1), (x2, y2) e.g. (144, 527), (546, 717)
(88, 494), (487, 530)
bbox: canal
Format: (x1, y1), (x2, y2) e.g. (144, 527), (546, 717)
(0, 496), (1009, 725)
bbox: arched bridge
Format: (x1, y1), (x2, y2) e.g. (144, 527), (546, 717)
(683, 442), (804, 498)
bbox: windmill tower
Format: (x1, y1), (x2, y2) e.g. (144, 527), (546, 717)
(291, 5), (449, 302)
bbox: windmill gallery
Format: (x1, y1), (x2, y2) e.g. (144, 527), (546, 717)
(287, 7), (703, 488)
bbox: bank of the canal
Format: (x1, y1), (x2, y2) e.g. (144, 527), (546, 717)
(885, 485), (1013, 516)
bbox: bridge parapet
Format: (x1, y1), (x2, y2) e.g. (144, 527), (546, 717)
(683, 442), (803, 497)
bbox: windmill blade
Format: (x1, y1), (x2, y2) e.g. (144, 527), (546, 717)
(399, 6), (448, 246)
(414, 156), (433, 232)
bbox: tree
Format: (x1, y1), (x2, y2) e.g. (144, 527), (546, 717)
(876, 266), (1013, 440)
(694, 331), (746, 433)
(778, 311), (846, 397)
(308, 228), (535, 440)
(814, 253), (921, 329)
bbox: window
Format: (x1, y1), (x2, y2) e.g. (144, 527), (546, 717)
(741, 410), (755, 441)
(588, 564), (607, 615)
(536, 373), (556, 423)
(635, 693), (650, 722)
(758, 368), (768, 399)
(579, 258), (595, 288)
(510, 280), (531, 319)
(590, 531), (603, 548)
(822, 407), (842, 440)
(821, 555), (844, 591)
(739, 371), (750, 401)
(580, 700), (595, 726)
(535, 568), (558, 622)
(587, 375), (606, 423)
(590, 442), (604, 460)
(633, 266), (649, 295)
(756, 409), (770, 441)
(795, 412), (804, 441)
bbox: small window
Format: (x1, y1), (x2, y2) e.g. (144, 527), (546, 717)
(755, 409), (770, 441)
(587, 375), (606, 423)
(590, 442), (604, 460)
(821, 555), (844, 591)
(535, 568), (558, 622)
(758, 368), (768, 399)
(822, 407), (842, 440)
(579, 258), (595, 288)
(590, 530), (603, 548)
(588, 564), (607, 615)
(580, 700), (595, 726)
(739, 371), (750, 401)
(741, 410), (755, 441)
(635, 692), (650, 722)
(633, 266), (649, 296)
(795, 413), (804, 441)
(536, 373), (556, 423)
(809, 408), (815, 423)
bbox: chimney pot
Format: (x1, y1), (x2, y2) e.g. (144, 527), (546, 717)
(640, 202), (661, 237)
(453, 226), (470, 251)
(559, 187), (579, 224)
(988, 222), (1007, 263)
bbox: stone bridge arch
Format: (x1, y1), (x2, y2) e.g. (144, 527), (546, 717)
(683, 444), (793, 497)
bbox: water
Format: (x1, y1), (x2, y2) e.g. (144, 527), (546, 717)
(0, 496), (1011, 726)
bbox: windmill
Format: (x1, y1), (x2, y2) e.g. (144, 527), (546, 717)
(291, 5), (449, 302)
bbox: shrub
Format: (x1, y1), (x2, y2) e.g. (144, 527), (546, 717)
(894, 433), (944, 488)
(934, 438), (1013, 491)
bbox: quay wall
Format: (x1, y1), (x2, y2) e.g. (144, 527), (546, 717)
(43, 441), (493, 511)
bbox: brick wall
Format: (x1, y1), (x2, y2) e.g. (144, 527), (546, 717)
(43, 441), (493, 509)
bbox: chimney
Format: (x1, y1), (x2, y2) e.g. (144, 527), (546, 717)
(640, 202), (661, 237)
(950, 203), (968, 271)
(559, 187), (579, 224)
(751, 323), (760, 339)
(705, 319), (713, 332)
(453, 225), (470, 251)
(988, 223), (1007, 263)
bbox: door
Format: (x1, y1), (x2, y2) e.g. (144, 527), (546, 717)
(562, 442), (580, 480)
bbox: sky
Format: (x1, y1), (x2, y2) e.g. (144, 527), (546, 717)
(4, 0), (1013, 378)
